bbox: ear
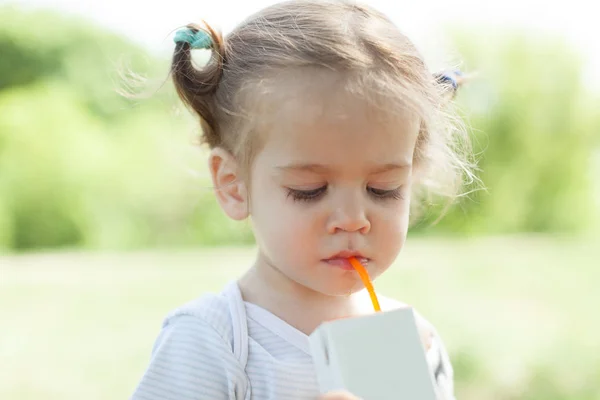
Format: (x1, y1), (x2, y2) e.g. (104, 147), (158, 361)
(208, 147), (249, 221)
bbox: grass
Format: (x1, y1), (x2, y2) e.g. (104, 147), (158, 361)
(1, 235), (599, 400)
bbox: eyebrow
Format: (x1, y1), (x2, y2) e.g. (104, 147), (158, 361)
(275, 163), (411, 174)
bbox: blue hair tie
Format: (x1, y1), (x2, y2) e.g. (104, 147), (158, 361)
(436, 70), (463, 90)
(174, 28), (213, 50)
(436, 73), (457, 90)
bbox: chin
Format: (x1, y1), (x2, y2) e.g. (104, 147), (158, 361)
(309, 279), (364, 297)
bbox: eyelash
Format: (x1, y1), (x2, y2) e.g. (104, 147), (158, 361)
(368, 186), (405, 200)
(286, 186), (327, 202)
(286, 186), (405, 202)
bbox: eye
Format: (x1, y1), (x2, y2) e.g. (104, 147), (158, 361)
(368, 186), (405, 200)
(286, 186), (327, 202)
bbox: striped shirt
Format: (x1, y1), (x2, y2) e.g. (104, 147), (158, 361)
(130, 282), (455, 400)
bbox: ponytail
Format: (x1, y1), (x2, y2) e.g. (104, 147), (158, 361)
(171, 23), (225, 147)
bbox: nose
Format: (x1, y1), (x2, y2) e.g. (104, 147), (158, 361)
(326, 195), (371, 235)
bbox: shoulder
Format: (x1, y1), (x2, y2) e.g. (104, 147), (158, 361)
(161, 290), (234, 345)
(130, 290), (248, 400)
(413, 310), (456, 399)
(379, 295), (456, 400)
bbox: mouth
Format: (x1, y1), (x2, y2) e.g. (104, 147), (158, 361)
(322, 251), (370, 271)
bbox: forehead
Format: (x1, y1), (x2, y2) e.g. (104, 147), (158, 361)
(253, 71), (421, 171)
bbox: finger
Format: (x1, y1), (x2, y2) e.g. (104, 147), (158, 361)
(318, 390), (363, 399)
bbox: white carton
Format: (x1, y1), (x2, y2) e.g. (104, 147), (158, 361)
(308, 308), (438, 400)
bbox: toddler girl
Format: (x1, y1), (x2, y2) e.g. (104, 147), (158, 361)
(132, 1), (472, 398)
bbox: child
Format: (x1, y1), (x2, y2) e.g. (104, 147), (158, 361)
(131, 0), (472, 399)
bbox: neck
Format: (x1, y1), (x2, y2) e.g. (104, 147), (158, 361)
(237, 253), (372, 335)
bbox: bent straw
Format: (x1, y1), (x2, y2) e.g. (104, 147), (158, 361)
(348, 256), (381, 312)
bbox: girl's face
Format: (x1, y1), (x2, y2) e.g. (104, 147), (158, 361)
(247, 86), (420, 297)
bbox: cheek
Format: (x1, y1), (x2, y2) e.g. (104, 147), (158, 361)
(377, 200), (410, 247)
(262, 212), (321, 266)
(250, 189), (321, 253)
(273, 204), (322, 244)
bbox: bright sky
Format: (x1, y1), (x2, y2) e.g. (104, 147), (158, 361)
(10, 0), (600, 90)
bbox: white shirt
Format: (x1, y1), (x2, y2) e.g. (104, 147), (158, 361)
(130, 282), (456, 400)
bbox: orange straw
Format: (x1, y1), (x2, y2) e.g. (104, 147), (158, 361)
(348, 256), (381, 312)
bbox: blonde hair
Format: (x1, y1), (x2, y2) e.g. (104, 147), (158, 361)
(171, 0), (476, 212)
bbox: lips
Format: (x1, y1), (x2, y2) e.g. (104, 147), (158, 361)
(323, 251), (369, 270)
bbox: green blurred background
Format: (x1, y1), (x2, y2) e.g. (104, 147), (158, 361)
(1, 3), (599, 400)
